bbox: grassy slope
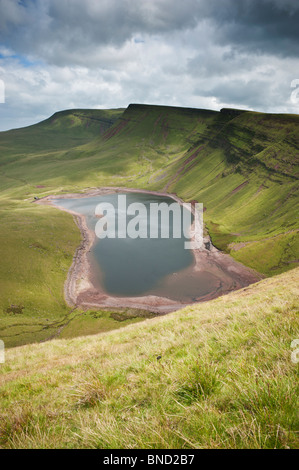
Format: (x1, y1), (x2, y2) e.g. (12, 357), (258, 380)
(0, 108), (124, 156)
(0, 105), (227, 347)
(0, 104), (298, 348)
(0, 105), (298, 449)
(78, 104), (299, 276)
(0, 108), (155, 347)
(0, 268), (298, 449)
(170, 110), (299, 276)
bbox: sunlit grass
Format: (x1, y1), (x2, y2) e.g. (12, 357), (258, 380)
(0, 268), (298, 448)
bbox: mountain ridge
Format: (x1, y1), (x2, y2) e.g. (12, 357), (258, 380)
(0, 103), (298, 348)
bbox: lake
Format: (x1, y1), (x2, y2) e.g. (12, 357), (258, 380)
(52, 192), (202, 299)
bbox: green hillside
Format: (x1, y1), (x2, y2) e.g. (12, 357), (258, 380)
(0, 104), (298, 348)
(0, 268), (298, 449)
(0, 108), (124, 156)
(167, 109), (299, 275)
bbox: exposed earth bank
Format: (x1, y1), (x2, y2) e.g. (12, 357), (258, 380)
(37, 187), (263, 314)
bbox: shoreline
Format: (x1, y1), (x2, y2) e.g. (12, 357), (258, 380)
(36, 187), (263, 314)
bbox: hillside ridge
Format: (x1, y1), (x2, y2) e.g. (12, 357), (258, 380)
(0, 103), (298, 348)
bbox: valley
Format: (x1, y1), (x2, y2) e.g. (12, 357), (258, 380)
(0, 104), (298, 347)
(0, 103), (298, 449)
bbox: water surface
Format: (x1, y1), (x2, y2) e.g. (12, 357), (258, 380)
(53, 193), (196, 298)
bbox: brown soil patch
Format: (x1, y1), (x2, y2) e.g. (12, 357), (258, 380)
(36, 187), (263, 314)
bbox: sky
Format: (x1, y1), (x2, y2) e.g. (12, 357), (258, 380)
(0, 0), (298, 131)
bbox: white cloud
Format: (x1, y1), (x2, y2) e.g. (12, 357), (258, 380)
(0, 0), (298, 130)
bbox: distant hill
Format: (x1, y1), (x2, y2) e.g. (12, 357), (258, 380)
(0, 108), (124, 157)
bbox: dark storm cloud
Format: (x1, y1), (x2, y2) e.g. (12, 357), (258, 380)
(0, 0), (201, 64)
(206, 0), (299, 58)
(0, 0), (298, 65)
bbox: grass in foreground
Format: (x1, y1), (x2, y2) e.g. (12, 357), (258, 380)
(0, 267), (298, 449)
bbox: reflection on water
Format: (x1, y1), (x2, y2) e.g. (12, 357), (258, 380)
(53, 193), (197, 298)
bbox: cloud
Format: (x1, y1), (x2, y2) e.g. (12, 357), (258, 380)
(207, 0), (299, 58)
(0, 0), (202, 65)
(0, 0), (298, 130)
(2, 0), (298, 66)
